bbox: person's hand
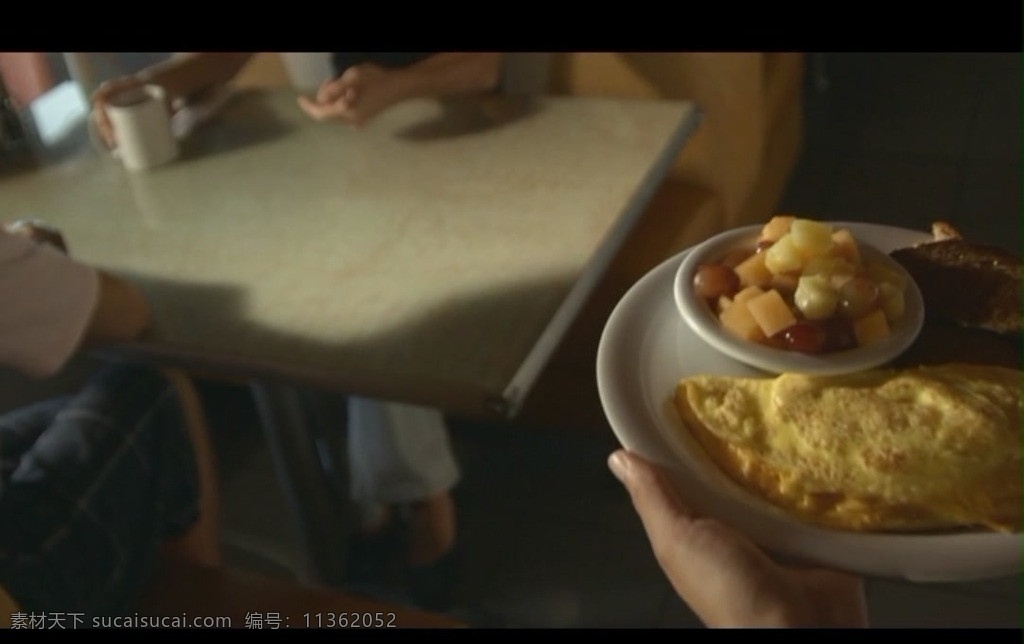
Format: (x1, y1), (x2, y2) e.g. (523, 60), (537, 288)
(296, 63), (411, 128)
(4, 219), (68, 254)
(607, 449), (869, 628)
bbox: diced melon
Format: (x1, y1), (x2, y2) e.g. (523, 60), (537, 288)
(831, 228), (862, 267)
(733, 285), (765, 307)
(717, 294), (733, 313)
(746, 289), (798, 338)
(759, 215), (795, 243)
(763, 233), (804, 275)
(719, 299), (767, 342)
(733, 251), (774, 287)
(789, 219), (835, 258)
(853, 308), (891, 346)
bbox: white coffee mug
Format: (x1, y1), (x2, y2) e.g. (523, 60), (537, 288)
(105, 84), (179, 171)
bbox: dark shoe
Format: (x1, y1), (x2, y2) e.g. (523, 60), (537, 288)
(407, 547), (462, 611)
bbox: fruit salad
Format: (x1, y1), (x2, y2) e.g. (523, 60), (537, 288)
(692, 216), (909, 354)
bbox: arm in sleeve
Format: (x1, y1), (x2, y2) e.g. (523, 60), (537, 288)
(0, 231), (151, 378)
(398, 53), (505, 99)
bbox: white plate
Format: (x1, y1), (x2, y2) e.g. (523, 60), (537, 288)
(596, 222), (1022, 582)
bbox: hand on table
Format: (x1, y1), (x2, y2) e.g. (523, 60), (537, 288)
(607, 449), (869, 628)
(297, 63), (411, 129)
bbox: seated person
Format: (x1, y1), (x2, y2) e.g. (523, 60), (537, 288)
(0, 220), (220, 624)
(89, 52), (505, 610)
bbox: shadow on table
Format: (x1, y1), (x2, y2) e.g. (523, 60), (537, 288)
(396, 95), (542, 142)
(12, 262), (593, 431)
(177, 90), (294, 163)
(100, 268), (577, 421)
(88, 272), (248, 374)
(0, 150), (41, 181)
(242, 269), (576, 419)
(0, 121), (94, 182)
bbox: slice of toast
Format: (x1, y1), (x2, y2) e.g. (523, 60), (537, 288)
(890, 221), (1022, 336)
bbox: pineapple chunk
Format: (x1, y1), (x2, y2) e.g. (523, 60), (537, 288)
(853, 308), (891, 346)
(746, 289), (798, 338)
(733, 252), (774, 288)
(803, 255), (856, 278)
(803, 255), (857, 290)
(789, 219), (835, 258)
(719, 299), (767, 342)
(831, 228), (862, 267)
(759, 215), (795, 243)
(763, 233), (804, 275)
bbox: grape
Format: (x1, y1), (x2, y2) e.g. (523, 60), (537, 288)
(763, 333), (788, 350)
(820, 317), (858, 352)
(778, 322), (826, 354)
(794, 274), (839, 320)
(838, 277), (879, 318)
(693, 264), (740, 300)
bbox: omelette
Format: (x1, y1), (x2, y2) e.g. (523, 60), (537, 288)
(673, 364), (1022, 533)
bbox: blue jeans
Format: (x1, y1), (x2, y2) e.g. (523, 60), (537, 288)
(0, 362), (199, 618)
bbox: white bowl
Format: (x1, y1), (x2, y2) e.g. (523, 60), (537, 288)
(673, 224), (925, 375)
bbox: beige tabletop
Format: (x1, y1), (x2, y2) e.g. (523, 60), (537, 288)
(4, 88), (699, 419)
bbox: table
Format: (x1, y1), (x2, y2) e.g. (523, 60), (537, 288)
(3, 87), (700, 583)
